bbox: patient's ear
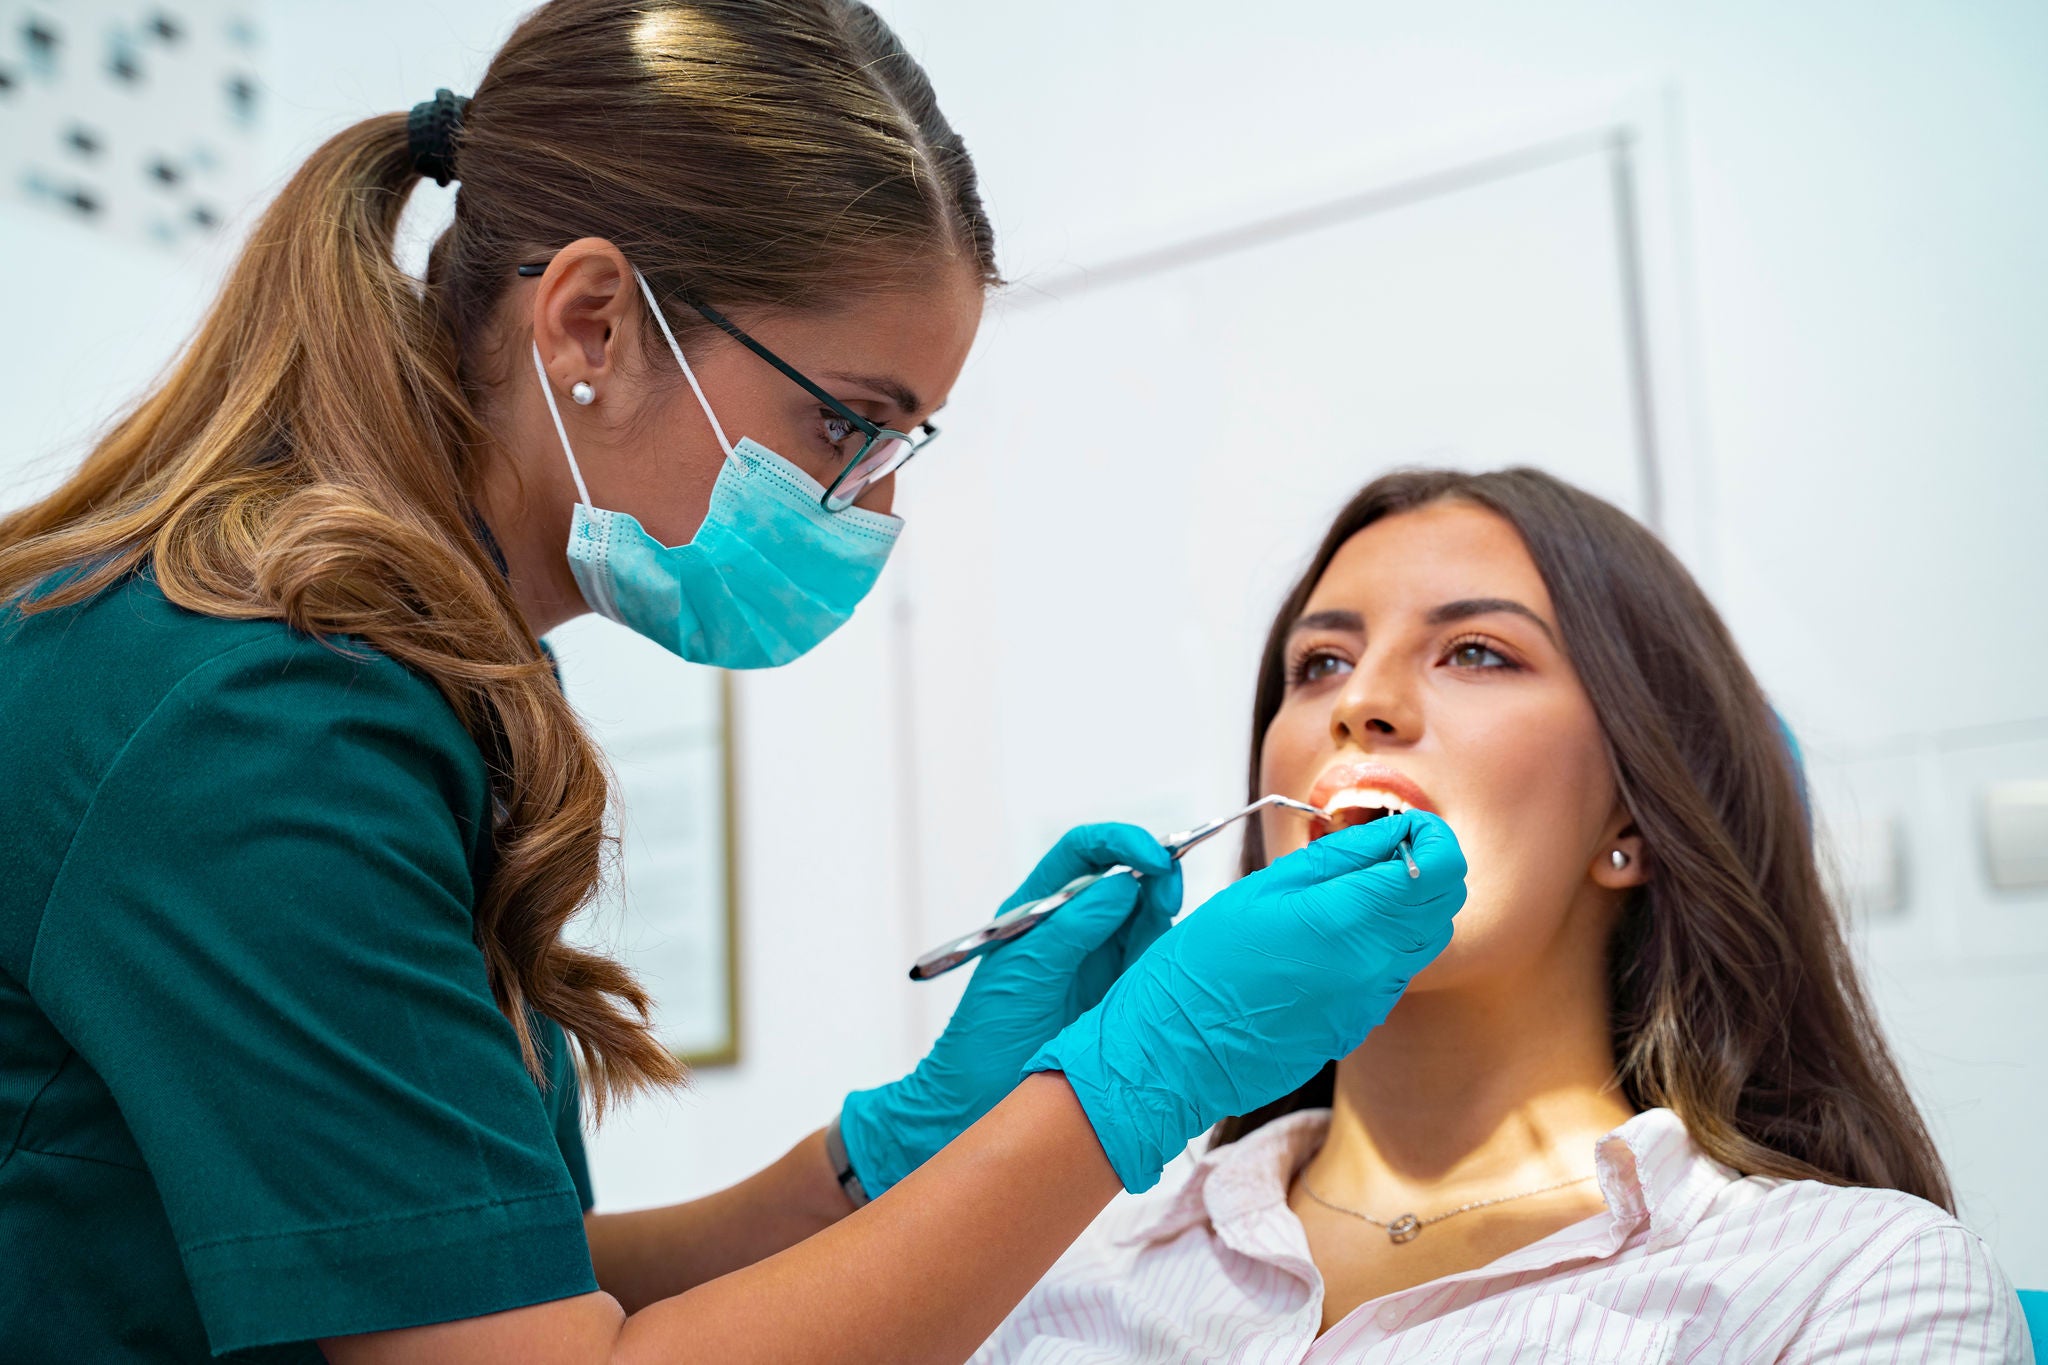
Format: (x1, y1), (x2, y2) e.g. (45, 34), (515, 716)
(1590, 815), (1650, 891)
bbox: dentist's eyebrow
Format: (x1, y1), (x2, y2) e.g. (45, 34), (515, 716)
(1426, 597), (1559, 647)
(822, 372), (924, 419)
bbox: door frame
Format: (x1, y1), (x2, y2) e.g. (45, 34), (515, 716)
(1003, 87), (1709, 583)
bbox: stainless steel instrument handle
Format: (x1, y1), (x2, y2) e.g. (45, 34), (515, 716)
(906, 795), (1329, 982)
(908, 865), (1135, 981)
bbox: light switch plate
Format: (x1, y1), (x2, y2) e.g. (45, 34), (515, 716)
(1983, 780), (2048, 892)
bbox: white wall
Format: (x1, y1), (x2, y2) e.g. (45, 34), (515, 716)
(867, 0), (2048, 1288)
(858, 0), (2048, 1282)
(3, 0), (2042, 1288)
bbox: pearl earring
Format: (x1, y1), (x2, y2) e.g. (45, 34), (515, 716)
(570, 381), (595, 406)
(1610, 850), (1631, 871)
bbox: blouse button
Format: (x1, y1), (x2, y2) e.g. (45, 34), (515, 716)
(1375, 1303), (1404, 1330)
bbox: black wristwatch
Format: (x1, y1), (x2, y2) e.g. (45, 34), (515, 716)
(824, 1112), (871, 1208)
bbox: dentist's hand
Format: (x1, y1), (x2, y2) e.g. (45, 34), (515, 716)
(1027, 809), (1466, 1192)
(839, 823), (1183, 1197)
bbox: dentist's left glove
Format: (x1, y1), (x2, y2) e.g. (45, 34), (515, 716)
(836, 823), (1182, 1199)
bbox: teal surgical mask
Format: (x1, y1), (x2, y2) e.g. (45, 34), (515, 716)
(532, 269), (903, 669)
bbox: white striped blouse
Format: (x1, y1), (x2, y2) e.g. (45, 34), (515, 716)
(972, 1107), (2030, 1363)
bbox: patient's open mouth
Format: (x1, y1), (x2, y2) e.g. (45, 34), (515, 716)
(1305, 764), (1434, 841)
(1317, 788), (1414, 836)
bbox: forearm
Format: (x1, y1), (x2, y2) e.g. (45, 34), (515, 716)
(613, 1073), (1120, 1365)
(325, 1074), (1120, 1365)
(585, 1127), (853, 1311)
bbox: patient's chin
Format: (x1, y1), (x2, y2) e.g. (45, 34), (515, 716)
(1403, 946), (1463, 992)
(1398, 912), (1506, 995)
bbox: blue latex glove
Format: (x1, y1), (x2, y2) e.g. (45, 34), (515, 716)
(1027, 809), (1466, 1192)
(839, 823), (1183, 1196)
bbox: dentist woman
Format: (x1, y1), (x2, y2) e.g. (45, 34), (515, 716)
(0, 3), (1464, 1362)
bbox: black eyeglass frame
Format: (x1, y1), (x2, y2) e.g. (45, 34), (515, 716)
(516, 263), (938, 512)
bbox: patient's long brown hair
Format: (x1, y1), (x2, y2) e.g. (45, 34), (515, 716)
(1215, 468), (1952, 1211)
(0, 0), (995, 1114)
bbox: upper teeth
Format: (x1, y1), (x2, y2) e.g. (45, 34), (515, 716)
(1325, 788), (1413, 816)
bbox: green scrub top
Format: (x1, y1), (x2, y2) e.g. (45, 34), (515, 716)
(0, 571), (600, 1361)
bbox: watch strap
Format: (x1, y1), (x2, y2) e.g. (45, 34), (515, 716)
(824, 1111), (872, 1208)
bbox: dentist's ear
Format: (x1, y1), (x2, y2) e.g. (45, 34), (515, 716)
(527, 237), (639, 399)
(1591, 818), (1651, 891)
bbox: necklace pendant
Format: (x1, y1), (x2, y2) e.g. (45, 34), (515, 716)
(1386, 1214), (1422, 1244)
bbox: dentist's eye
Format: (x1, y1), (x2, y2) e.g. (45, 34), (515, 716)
(820, 409), (860, 449)
(1443, 636), (1516, 670)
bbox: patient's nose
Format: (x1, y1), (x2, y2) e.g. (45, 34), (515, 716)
(1328, 653), (1419, 744)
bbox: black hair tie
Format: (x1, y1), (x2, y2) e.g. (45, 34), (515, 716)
(408, 88), (470, 187)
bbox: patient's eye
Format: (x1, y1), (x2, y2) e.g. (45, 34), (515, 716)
(1289, 649), (1352, 686)
(1444, 636), (1515, 670)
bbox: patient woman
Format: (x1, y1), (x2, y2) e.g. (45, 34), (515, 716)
(975, 468), (2027, 1362)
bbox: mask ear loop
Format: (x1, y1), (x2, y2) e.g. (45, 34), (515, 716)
(531, 341), (595, 508)
(634, 267), (734, 459)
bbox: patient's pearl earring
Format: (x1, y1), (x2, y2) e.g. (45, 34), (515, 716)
(570, 381), (595, 406)
(1610, 850), (1631, 871)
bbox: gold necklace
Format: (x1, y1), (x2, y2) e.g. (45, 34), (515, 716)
(1296, 1172), (1596, 1244)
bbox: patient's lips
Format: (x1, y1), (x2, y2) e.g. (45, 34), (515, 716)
(1305, 762), (1435, 840)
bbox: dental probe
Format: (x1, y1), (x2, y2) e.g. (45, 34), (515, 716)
(908, 796), (1419, 982)
(908, 795), (1316, 982)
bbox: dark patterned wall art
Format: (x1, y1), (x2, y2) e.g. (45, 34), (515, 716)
(2, 3), (263, 248)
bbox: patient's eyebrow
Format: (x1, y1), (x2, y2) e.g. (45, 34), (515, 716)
(1290, 609), (1364, 634)
(1426, 598), (1559, 647)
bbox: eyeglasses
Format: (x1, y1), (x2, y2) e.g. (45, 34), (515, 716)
(516, 263), (938, 513)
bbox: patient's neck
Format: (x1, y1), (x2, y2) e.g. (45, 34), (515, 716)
(1304, 903), (1635, 1209)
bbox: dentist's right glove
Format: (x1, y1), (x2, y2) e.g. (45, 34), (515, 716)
(1025, 809), (1466, 1192)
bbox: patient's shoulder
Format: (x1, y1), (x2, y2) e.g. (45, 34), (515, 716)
(1700, 1170), (1965, 1254)
(1681, 1176), (2025, 1358)
(1783, 1191), (2025, 1357)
